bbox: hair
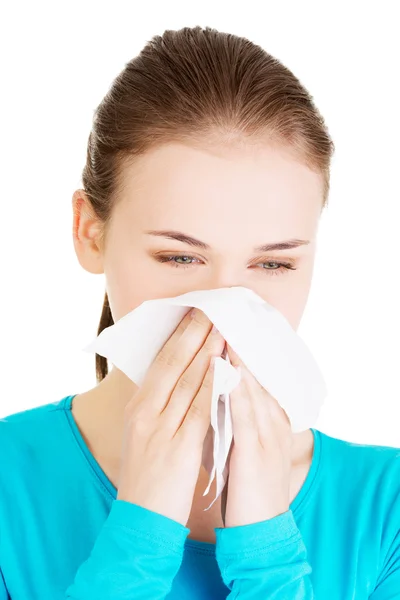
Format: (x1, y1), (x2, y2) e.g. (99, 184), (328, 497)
(80, 25), (335, 384)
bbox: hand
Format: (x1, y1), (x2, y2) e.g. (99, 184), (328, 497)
(223, 343), (293, 528)
(116, 308), (225, 527)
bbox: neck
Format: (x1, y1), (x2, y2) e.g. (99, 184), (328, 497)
(97, 364), (139, 410)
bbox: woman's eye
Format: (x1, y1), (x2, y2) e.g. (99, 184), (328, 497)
(155, 255), (297, 276)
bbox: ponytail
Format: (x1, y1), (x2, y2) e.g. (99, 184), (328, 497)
(95, 290), (114, 383)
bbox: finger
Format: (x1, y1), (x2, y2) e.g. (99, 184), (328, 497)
(243, 366), (291, 434)
(140, 308), (213, 413)
(229, 371), (257, 446)
(241, 367), (275, 443)
(161, 326), (225, 435)
(227, 343), (257, 442)
(227, 343), (286, 409)
(178, 355), (217, 445)
(227, 343), (273, 440)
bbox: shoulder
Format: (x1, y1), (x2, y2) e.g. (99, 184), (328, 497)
(318, 427), (400, 470)
(0, 394), (69, 435)
(0, 395), (74, 479)
(317, 428), (400, 514)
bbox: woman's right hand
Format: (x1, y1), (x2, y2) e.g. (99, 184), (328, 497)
(116, 307), (226, 527)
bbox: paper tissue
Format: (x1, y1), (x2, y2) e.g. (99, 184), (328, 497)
(83, 286), (327, 510)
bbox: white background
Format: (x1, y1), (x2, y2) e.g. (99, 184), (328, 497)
(1, 1), (399, 446)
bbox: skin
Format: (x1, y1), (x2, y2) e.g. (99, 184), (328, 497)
(71, 139), (324, 541)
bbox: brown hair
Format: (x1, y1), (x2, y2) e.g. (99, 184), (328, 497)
(80, 25), (335, 384)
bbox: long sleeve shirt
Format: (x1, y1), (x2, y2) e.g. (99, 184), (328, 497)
(0, 393), (399, 599)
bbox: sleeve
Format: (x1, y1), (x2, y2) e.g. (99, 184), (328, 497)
(215, 509), (314, 599)
(65, 499), (190, 600)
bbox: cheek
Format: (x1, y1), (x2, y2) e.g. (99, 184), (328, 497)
(105, 255), (188, 323)
(259, 270), (313, 331)
(104, 254), (151, 322)
(282, 283), (312, 331)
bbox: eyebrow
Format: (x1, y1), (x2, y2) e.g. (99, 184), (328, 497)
(144, 230), (310, 252)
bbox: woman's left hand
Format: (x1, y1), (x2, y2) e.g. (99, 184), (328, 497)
(223, 343), (293, 528)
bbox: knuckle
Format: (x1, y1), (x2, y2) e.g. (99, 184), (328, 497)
(201, 369), (214, 390)
(123, 396), (138, 420)
(129, 414), (150, 436)
(176, 372), (193, 391)
(203, 336), (221, 353)
(190, 309), (208, 327)
(156, 348), (179, 368)
(154, 349), (168, 366)
(187, 401), (204, 421)
(124, 399), (150, 428)
(176, 317), (190, 334)
(166, 352), (180, 368)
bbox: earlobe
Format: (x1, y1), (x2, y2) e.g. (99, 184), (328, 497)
(71, 190), (105, 275)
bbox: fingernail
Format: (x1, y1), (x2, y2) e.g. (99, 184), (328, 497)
(189, 308), (196, 318)
(211, 324), (219, 334)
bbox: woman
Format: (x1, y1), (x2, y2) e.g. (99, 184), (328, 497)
(0, 25), (398, 599)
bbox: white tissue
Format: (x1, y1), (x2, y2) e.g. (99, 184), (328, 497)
(83, 286), (327, 510)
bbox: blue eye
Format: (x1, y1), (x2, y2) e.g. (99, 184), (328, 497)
(154, 255), (297, 276)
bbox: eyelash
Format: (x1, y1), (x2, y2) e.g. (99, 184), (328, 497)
(154, 255), (297, 277)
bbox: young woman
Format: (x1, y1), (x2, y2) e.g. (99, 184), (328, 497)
(0, 25), (398, 599)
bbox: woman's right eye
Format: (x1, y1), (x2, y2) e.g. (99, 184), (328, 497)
(155, 255), (202, 269)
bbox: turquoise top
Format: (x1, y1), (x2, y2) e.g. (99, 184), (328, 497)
(0, 394), (399, 599)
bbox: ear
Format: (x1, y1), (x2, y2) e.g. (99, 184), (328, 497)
(72, 190), (105, 275)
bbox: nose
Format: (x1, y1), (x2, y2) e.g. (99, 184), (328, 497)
(198, 270), (248, 292)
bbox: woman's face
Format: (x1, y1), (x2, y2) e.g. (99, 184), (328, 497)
(74, 141), (324, 331)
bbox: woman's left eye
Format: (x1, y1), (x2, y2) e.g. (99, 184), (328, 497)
(155, 255), (297, 276)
